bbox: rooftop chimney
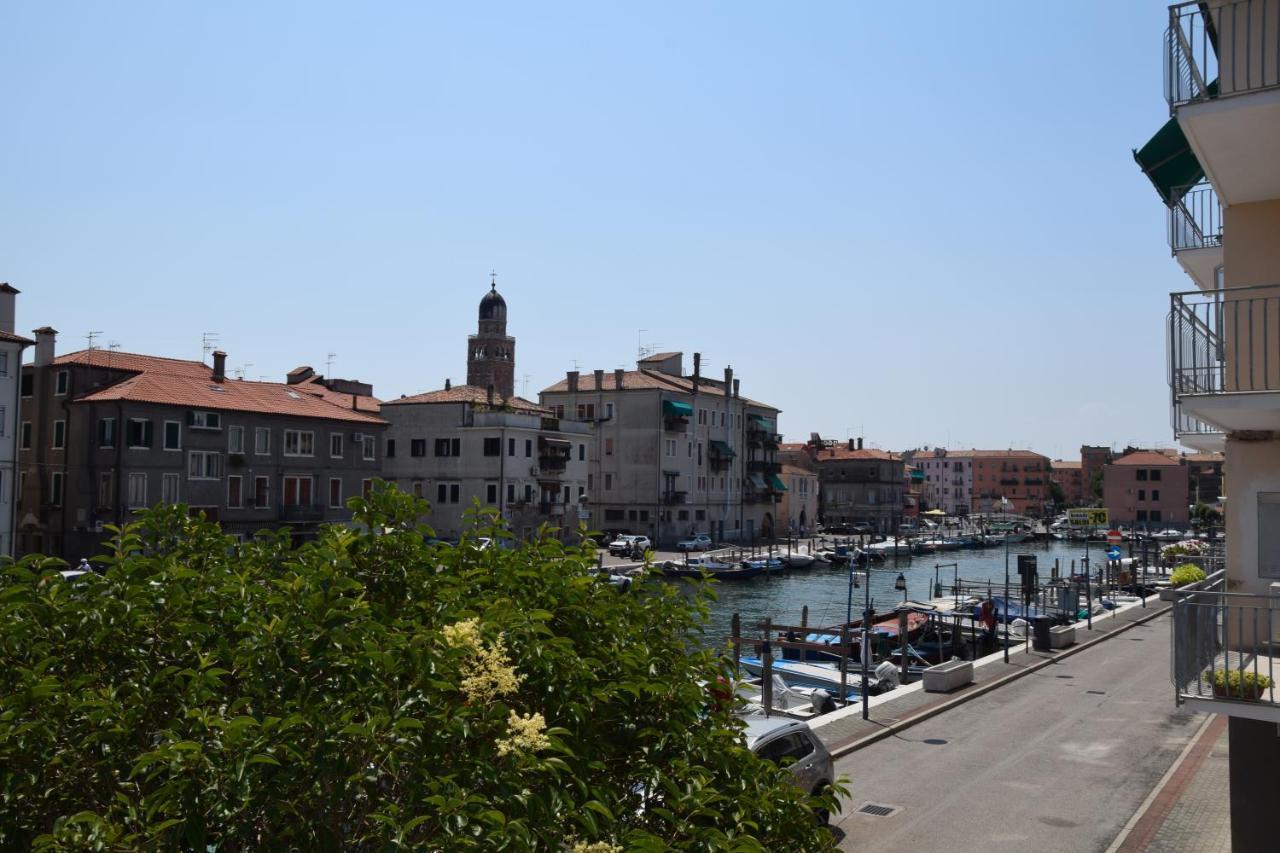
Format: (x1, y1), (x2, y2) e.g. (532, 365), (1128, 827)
(567, 370), (579, 393)
(211, 350), (227, 382)
(593, 368), (604, 391)
(723, 366), (733, 398)
(0, 283), (18, 334)
(732, 379), (739, 399)
(848, 438), (856, 451)
(34, 326), (57, 367)
(614, 368), (624, 391)
(692, 352), (701, 395)
(445, 378), (451, 391)
(858, 437), (864, 450)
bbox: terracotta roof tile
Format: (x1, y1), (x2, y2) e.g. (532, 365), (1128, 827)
(1051, 460), (1083, 469)
(540, 368), (778, 410)
(61, 348), (384, 424)
(0, 330), (35, 345)
(1111, 450), (1184, 466)
(293, 375), (382, 414)
(948, 449), (1049, 459)
(815, 447), (901, 462)
(385, 384), (548, 414)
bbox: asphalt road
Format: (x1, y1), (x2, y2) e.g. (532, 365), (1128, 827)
(832, 613), (1199, 852)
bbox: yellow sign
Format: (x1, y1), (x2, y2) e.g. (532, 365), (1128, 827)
(1068, 508), (1109, 527)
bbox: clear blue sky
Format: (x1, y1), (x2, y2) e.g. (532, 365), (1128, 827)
(4, 1), (1182, 460)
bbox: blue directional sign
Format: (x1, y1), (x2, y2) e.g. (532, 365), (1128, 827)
(1107, 545), (1122, 561)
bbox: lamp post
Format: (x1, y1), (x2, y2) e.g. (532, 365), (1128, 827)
(1003, 532), (1011, 664)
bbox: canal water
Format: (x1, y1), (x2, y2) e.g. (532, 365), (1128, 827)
(684, 539), (1132, 649)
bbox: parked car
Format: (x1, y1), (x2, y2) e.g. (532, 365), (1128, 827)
(608, 535), (651, 557)
(849, 523), (873, 535)
(676, 533), (713, 552)
(743, 716), (837, 823)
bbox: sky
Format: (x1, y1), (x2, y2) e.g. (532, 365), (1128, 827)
(4, 1), (1184, 460)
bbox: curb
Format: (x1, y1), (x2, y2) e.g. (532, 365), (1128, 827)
(826, 603), (1172, 759)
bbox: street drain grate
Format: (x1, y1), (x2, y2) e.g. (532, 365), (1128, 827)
(1056, 675), (1075, 679)
(1129, 637), (1145, 641)
(922, 738), (948, 745)
(857, 803), (899, 818)
(1086, 690), (1106, 695)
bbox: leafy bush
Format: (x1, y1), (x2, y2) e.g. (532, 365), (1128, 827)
(1207, 668), (1275, 698)
(1170, 564), (1207, 587)
(0, 486), (839, 850)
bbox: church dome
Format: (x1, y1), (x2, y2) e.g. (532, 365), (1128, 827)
(479, 282), (506, 320)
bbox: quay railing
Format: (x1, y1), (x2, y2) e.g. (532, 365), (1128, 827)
(1169, 572), (1280, 717)
(1167, 0), (1280, 107)
(1169, 285), (1280, 398)
(1169, 181), (1223, 253)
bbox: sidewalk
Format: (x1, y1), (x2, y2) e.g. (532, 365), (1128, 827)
(1108, 714), (1231, 852)
(811, 595), (1170, 756)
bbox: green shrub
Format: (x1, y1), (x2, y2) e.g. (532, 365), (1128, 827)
(1207, 668), (1275, 697)
(0, 485), (840, 850)
(1170, 564), (1207, 587)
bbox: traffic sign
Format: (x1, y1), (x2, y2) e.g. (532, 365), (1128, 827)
(1107, 545), (1122, 561)
(1106, 530), (1123, 545)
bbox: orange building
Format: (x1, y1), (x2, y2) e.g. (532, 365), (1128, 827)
(1051, 460), (1085, 506)
(961, 450), (1052, 517)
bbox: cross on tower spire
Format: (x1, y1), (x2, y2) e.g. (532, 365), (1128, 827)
(490, 270), (497, 289)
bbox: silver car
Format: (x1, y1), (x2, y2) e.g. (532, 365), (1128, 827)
(743, 716), (836, 823)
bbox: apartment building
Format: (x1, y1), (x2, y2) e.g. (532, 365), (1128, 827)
(1134, 2), (1280, 842)
(1101, 450), (1189, 527)
(1050, 459), (1085, 506)
(540, 352), (783, 546)
(808, 438), (906, 534)
(1185, 451), (1225, 504)
(1079, 445), (1113, 502)
(965, 450), (1052, 517)
(0, 285), (34, 556)
(907, 448), (972, 516)
(778, 464), (817, 536)
(17, 332), (385, 561)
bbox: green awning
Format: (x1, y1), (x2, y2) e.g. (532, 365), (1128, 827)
(767, 473), (788, 492)
(748, 414), (769, 426)
(709, 439), (735, 458)
(747, 473), (767, 489)
(663, 399), (693, 417)
(1133, 110), (1211, 206)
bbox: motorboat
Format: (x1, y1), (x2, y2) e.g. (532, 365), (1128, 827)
(783, 552), (817, 569)
(1152, 528), (1187, 542)
(865, 539), (913, 558)
(742, 556), (786, 575)
(661, 556), (763, 580)
(739, 656), (884, 695)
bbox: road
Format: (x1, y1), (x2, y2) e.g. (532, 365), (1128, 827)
(832, 613), (1199, 852)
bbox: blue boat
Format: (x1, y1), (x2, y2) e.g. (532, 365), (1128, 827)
(742, 556), (785, 575)
(972, 596), (1047, 624)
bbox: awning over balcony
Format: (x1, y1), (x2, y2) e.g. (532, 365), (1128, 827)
(747, 473), (767, 489)
(663, 400), (693, 417)
(1134, 116), (1205, 206)
(709, 439), (735, 458)
(748, 414), (770, 426)
(539, 436), (571, 448)
(767, 473), (788, 492)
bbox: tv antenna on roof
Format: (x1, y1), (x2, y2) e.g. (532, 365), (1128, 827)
(235, 363), (252, 380)
(85, 331), (103, 351)
(201, 332), (220, 363)
(326, 352), (337, 376)
(522, 373), (531, 397)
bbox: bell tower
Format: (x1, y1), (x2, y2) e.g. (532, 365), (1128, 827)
(466, 275), (515, 398)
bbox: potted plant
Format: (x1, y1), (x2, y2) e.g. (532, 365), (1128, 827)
(1169, 564), (1206, 587)
(1207, 669), (1274, 701)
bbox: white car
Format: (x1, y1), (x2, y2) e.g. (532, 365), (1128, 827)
(608, 535), (651, 556)
(676, 533), (713, 552)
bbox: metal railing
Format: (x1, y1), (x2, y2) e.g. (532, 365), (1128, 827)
(1167, 0), (1280, 107)
(1171, 398), (1225, 442)
(1171, 573), (1280, 711)
(1169, 182), (1223, 252)
(1170, 285), (1280, 397)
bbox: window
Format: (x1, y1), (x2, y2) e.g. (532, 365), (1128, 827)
(1151, 510), (1162, 522)
(386, 438), (396, 458)
(228, 425), (244, 454)
(362, 479), (373, 498)
(1136, 470), (1148, 481)
(665, 439), (676, 457)
(576, 403), (595, 420)
(578, 444), (585, 461)
(330, 433), (344, 458)
(437, 483), (447, 503)
(1259, 493), (1280, 578)
(127, 472), (146, 508)
(524, 484), (533, 502)
(1151, 469), (1162, 482)
(283, 475), (314, 506)
(525, 439), (532, 458)
(483, 437), (501, 456)
(605, 508), (624, 522)
(161, 473), (180, 504)
(164, 421), (182, 451)
(50, 472), (64, 506)
(605, 402), (615, 419)
(20, 421), (31, 450)
(98, 472), (113, 509)
(1137, 490), (1145, 501)
(507, 483), (516, 503)
(55, 370), (69, 395)
(1152, 489), (1161, 501)
(508, 437), (516, 456)
(228, 475), (243, 508)
(284, 430), (314, 457)
(0, 405), (5, 437)
(188, 411), (221, 430)
(362, 435), (376, 460)
(434, 438), (460, 457)
(604, 473), (613, 490)
(486, 483), (498, 503)
(253, 476), (270, 508)
(412, 481), (423, 498)
(188, 451), (223, 480)
(329, 478), (342, 508)
(553, 405), (565, 419)
(412, 439), (427, 457)
(21, 372), (32, 397)
(127, 419), (153, 449)
(52, 420), (66, 449)
(450, 484), (459, 503)
(605, 438), (614, 456)
(255, 427), (270, 455)
(696, 509), (706, 521)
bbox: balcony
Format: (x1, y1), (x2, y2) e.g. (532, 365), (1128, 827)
(1169, 573), (1280, 723)
(662, 491), (687, 505)
(1172, 399), (1226, 452)
(538, 454), (568, 472)
(279, 503), (325, 522)
(1169, 181), (1224, 291)
(1169, 285), (1280, 434)
(538, 502), (566, 516)
(1165, 0), (1280, 204)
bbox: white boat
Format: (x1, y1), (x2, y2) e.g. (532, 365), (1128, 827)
(1152, 528), (1186, 542)
(865, 539), (912, 557)
(740, 656), (869, 694)
(783, 553), (816, 569)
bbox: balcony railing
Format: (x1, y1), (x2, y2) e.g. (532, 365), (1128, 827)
(538, 454), (568, 471)
(279, 503), (325, 522)
(662, 491), (687, 505)
(1167, 0), (1280, 107)
(1172, 398), (1226, 443)
(1170, 573), (1280, 719)
(1169, 181), (1223, 252)
(747, 460), (781, 474)
(1170, 285), (1280, 398)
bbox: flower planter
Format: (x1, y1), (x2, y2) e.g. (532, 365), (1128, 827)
(1211, 683), (1267, 701)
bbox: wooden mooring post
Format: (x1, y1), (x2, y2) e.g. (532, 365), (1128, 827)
(731, 613), (741, 677)
(760, 617), (773, 716)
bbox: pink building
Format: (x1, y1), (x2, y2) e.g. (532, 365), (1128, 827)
(1103, 450), (1190, 527)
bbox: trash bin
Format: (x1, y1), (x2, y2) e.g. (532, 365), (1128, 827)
(1031, 617), (1052, 652)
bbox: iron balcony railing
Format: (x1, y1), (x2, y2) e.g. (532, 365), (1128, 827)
(1170, 573), (1280, 713)
(1167, 0), (1280, 107)
(1171, 398), (1225, 442)
(1169, 285), (1280, 399)
(1169, 182), (1223, 253)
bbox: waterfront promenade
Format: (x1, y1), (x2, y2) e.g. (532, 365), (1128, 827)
(815, 605), (1230, 851)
